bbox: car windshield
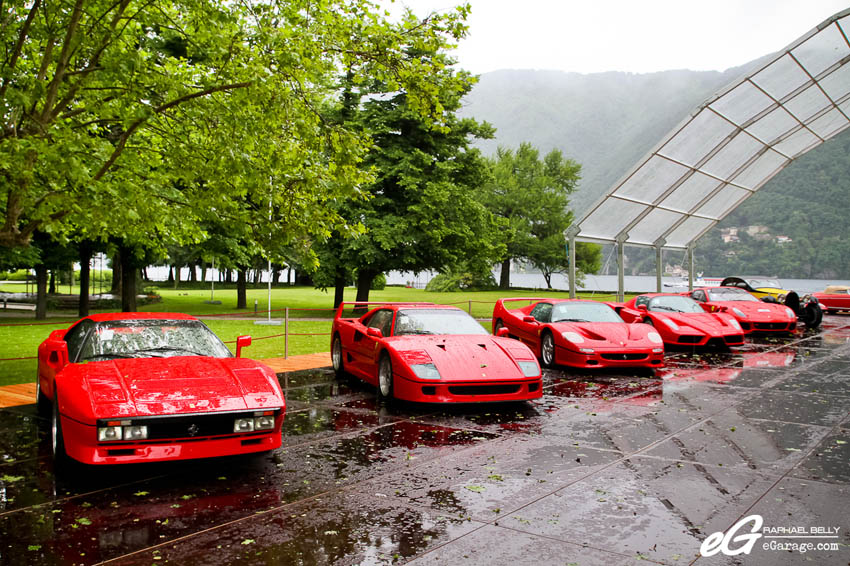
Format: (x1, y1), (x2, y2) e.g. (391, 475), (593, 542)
(648, 295), (704, 313)
(709, 288), (759, 302)
(394, 309), (488, 336)
(746, 278), (781, 288)
(551, 301), (623, 323)
(78, 319), (233, 361)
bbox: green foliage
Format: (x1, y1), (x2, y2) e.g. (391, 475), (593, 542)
(370, 273), (386, 291)
(477, 142), (600, 287)
(0, 0), (477, 271)
(425, 269), (497, 292)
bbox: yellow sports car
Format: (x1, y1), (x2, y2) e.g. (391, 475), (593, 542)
(719, 276), (823, 328)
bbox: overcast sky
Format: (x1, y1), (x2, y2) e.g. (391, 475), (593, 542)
(386, 0), (850, 74)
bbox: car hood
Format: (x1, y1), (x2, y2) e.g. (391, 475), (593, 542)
(59, 356), (284, 421)
(653, 312), (740, 334)
(714, 301), (791, 319)
(550, 321), (657, 348)
(387, 335), (536, 381)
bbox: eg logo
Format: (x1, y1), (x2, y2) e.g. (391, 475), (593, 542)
(700, 514), (764, 557)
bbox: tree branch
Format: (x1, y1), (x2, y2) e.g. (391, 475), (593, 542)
(0, 0), (41, 99)
(93, 81), (252, 181)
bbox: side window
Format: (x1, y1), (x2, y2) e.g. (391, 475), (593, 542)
(635, 295), (650, 308)
(530, 303), (552, 323)
(692, 290), (706, 302)
(366, 310), (393, 337)
(64, 319), (94, 362)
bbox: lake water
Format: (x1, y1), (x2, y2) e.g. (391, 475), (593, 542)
(386, 270), (841, 295)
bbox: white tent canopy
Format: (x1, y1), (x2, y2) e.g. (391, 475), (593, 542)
(568, 8), (850, 298)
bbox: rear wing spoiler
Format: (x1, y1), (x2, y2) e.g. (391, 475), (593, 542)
(334, 301), (436, 320)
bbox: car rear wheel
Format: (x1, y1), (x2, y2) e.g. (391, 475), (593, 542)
(540, 332), (556, 368)
(35, 374), (49, 416)
(331, 335), (345, 377)
(494, 319), (504, 335)
(377, 354), (394, 400)
(51, 395), (67, 463)
(643, 318), (654, 326)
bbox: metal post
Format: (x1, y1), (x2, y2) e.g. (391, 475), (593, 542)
(284, 307), (289, 359)
(565, 227), (580, 299)
(468, 300), (472, 315)
(211, 257), (215, 302)
(617, 240), (625, 302)
(688, 246), (695, 292)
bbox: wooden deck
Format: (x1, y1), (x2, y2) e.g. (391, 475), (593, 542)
(0, 353), (331, 409)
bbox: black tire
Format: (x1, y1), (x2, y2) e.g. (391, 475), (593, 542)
(494, 319), (504, 335)
(377, 354), (394, 400)
(643, 318), (654, 326)
(540, 331), (556, 368)
(35, 374), (49, 416)
(51, 395), (67, 463)
(331, 334), (345, 377)
(802, 302), (823, 329)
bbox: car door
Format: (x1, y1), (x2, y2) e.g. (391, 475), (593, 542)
(349, 309), (394, 381)
(516, 302), (552, 351)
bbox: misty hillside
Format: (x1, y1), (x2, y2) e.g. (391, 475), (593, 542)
(458, 62), (763, 215)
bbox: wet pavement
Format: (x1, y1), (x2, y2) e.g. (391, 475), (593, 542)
(1, 318), (849, 565)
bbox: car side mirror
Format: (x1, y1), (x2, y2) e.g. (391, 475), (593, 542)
(45, 340), (69, 370)
(522, 315), (536, 323)
(496, 327), (510, 337)
(366, 327), (383, 338)
(236, 335), (252, 358)
(637, 304), (647, 312)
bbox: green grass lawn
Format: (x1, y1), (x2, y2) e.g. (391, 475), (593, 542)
(0, 285), (623, 387)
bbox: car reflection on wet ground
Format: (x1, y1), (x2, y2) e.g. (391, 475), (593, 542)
(1, 319), (849, 565)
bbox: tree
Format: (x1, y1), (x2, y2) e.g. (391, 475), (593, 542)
(312, 61), (504, 305)
(1, 0), (478, 307)
(478, 143), (600, 288)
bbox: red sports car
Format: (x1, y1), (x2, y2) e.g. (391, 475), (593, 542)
(684, 286), (797, 333)
(330, 302), (542, 403)
(813, 285), (850, 313)
(37, 312), (285, 465)
(491, 298), (664, 369)
(614, 293), (745, 348)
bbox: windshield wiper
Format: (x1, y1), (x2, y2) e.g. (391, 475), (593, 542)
(650, 305), (678, 312)
(136, 346), (207, 356)
(553, 318), (590, 322)
(81, 353), (138, 361)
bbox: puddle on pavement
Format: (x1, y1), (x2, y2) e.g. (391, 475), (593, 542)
(277, 368), (336, 389)
(793, 426), (850, 484)
(111, 489), (479, 566)
(283, 406), (390, 443)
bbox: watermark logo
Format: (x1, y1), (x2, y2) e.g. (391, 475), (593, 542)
(700, 515), (763, 557)
(701, 514), (843, 557)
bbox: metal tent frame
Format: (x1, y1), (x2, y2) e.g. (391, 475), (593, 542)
(568, 8), (850, 300)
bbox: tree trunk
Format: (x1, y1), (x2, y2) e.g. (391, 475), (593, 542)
(111, 252), (122, 296)
(48, 270), (56, 294)
(78, 242), (92, 318)
(543, 271), (553, 289)
(141, 266), (149, 281)
(200, 261), (206, 283)
(499, 258), (511, 289)
(355, 270), (375, 304)
(35, 264), (48, 320)
(333, 274), (346, 309)
(120, 248), (137, 312)
(167, 266), (174, 283)
(188, 263), (197, 283)
(172, 265), (180, 289)
(236, 269), (247, 309)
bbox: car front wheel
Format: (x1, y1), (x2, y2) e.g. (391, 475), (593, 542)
(331, 335), (345, 377)
(377, 354), (394, 400)
(541, 332), (556, 368)
(35, 374), (49, 416)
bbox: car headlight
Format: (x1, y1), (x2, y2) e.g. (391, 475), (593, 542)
(234, 413), (277, 433)
(652, 347), (664, 353)
(579, 348), (594, 354)
(517, 360), (540, 377)
(561, 331), (584, 343)
(98, 425), (123, 441)
(123, 425), (148, 440)
(647, 331), (663, 344)
(732, 308), (746, 318)
(234, 418), (255, 433)
(253, 415), (275, 431)
(98, 423), (148, 441)
(660, 318), (679, 331)
(785, 307), (796, 318)
(411, 363), (441, 379)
